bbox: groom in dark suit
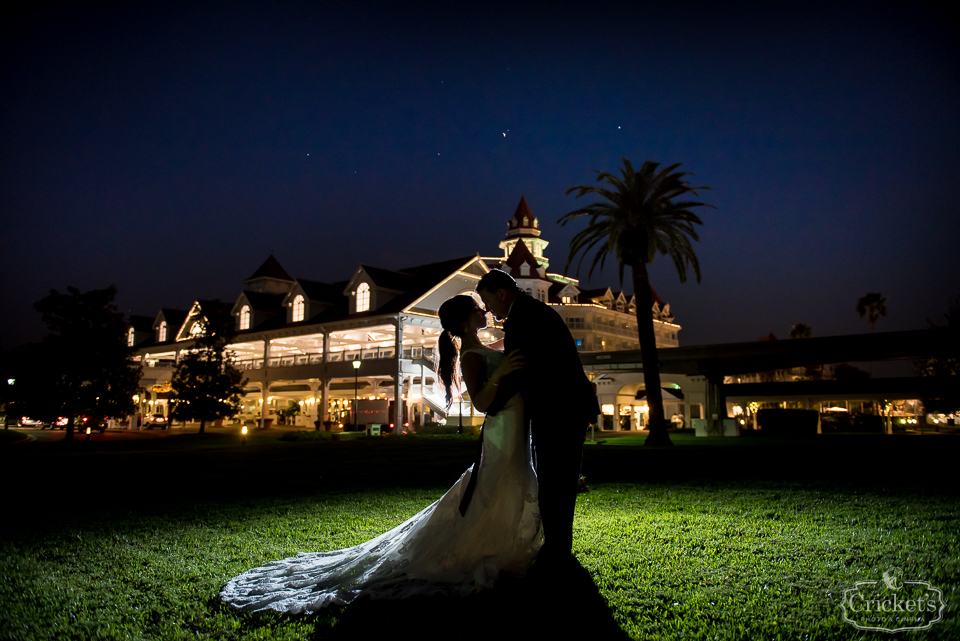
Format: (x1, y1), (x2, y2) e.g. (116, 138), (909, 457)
(477, 269), (600, 568)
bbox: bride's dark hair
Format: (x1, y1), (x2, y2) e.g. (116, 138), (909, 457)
(437, 295), (478, 409)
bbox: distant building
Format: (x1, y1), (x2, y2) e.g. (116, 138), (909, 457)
(130, 196), (682, 430)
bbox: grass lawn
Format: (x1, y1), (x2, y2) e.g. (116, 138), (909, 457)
(0, 429), (28, 444)
(2, 433), (957, 640)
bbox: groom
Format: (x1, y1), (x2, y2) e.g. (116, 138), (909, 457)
(477, 269), (600, 569)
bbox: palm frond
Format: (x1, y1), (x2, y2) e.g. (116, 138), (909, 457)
(560, 157), (712, 286)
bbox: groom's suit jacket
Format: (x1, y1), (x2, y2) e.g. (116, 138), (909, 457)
(485, 293), (600, 444)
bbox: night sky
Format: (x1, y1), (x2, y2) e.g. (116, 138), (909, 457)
(3, 2), (958, 351)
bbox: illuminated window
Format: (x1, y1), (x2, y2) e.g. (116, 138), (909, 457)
(561, 296), (571, 304)
(292, 295), (304, 322)
(159, 321), (167, 342)
(522, 216), (529, 226)
(239, 305), (250, 330)
(127, 327), (135, 347)
(575, 338), (583, 350)
(356, 283), (370, 313)
(190, 321), (204, 337)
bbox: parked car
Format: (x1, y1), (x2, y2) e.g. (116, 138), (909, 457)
(145, 414), (168, 429)
(19, 416), (46, 428)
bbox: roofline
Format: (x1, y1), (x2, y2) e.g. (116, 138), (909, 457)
(404, 256), (487, 312)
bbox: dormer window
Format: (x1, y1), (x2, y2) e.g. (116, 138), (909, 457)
(292, 295), (305, 322)
(239, 305), (250, 330)
(561, 296), (571, 304)
(127, 327), (135, 347)
(158, 321), (167, 342)
(190, 321), (204, 337)
(522, 216), (529, 226)
(533, 218), (539, 228)
(520, 263), (531, 276)
(356, 283), (370, 313)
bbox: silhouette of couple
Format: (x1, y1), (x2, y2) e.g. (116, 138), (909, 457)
(221, 269), (600, 613)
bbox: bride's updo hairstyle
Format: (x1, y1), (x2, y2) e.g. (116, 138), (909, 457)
(437, 295), (478, 409)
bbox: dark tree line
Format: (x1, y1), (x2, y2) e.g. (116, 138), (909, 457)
(3, 285), (140, 440)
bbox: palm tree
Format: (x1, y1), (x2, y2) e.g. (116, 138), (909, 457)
(857, 293), (887, 333)
(789, 323), (812, 339)
(560, 158), (713, 446)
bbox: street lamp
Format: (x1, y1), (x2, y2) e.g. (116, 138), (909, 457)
(352, 357), (361, 429)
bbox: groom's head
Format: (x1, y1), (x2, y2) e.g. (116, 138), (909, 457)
(477, 269), (520, 321)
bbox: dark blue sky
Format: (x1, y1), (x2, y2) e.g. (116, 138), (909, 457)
(2, 1), (958, 349)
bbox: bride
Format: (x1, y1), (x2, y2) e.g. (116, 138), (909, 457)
(220, 294), (542, 613)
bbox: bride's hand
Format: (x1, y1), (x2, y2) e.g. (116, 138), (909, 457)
(492, 349), (523, 382)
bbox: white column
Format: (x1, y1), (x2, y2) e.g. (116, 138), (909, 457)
(320, 379), (330, 424)
(309, 381), (320, 427)
(260, 339), (271, 429)
(394, 318), (404, 433)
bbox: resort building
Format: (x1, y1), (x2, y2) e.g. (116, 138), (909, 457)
(130, 197), (684, 432)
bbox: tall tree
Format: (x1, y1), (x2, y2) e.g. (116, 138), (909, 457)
(170, 304), (246, 434)
(30, 285), (141, 440)
(561, 158), (713, 446)
(789, 323), (812, 339)
(856, 293), (887, 333)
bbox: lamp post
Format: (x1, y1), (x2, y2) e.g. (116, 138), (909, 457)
(352, 357), (361, 429)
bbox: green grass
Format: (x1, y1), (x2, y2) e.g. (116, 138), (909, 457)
(2, 435), (958, 640)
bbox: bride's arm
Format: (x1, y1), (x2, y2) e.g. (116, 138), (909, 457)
(460, 350), (523, 413)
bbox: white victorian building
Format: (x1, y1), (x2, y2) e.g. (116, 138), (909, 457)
(131, 196), (687, 432)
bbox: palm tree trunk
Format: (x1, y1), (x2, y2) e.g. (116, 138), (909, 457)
(198, 419), (205, 435)
(632, 262), (673, 447)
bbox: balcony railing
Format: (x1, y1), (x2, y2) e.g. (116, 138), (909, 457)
(230, 345), (434, 371)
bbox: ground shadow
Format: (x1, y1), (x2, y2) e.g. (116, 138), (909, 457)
(307, 562), (630, 641)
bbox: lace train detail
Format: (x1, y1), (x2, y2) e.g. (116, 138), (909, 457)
(221, 348), (541, 613)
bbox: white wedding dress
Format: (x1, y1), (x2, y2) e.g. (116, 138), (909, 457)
(220, 347), (542, 613)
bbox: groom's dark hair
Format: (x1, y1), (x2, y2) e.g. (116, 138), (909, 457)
(477, 269), (521, 294)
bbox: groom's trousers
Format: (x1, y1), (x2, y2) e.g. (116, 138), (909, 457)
(533, 426), (586, 558)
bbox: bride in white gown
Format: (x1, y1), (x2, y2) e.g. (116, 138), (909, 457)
(221, 295), (542, 613)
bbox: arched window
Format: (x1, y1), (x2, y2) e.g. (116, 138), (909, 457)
(239, 306), (250, 330)
(356, 283), (370, 313)
(127, 327), (135, 347)
(522, 216), (529, 226)
(292, 295), (304, 322)
(158, 321), (167, 342)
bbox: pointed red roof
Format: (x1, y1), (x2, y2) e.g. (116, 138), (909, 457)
(503, 239), (549, 281)
(505, 195), (541, 238)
